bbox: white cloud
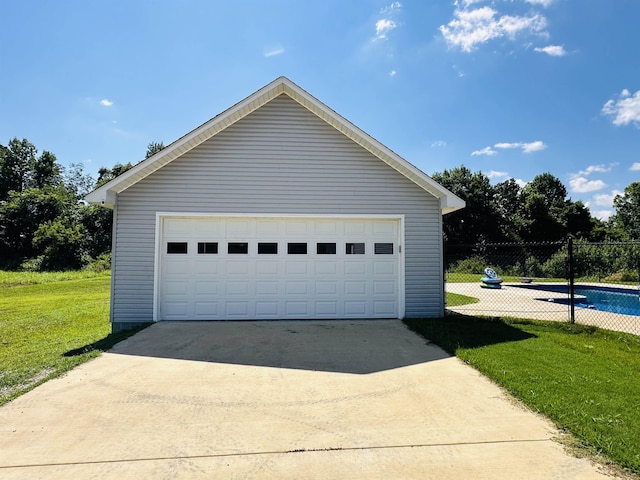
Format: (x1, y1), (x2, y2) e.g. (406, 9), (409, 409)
(471, 146), (497, 156)
(493, 140), (547, 153)
(100, 99), (113, 107)
(591, 209), (613, 221)
(593, 190), (623, 207)
(389, 70), (397, 76)
(576, 163), (617, 176)
(264, 47), (285, 57)
(376, 18), (397, 39)
(534, 45), (566, 56)
(440, 5), (547, 52)
(631, 162), (640, 171)
(431, 140), (447, 148)
(525, 0), (553, 6)
(514, 178), (528, 188)
(380, 2), (401, 14)
(569, 177), (607, 193)
(602, 89), (640, 127)
(487, 170), (508, 179)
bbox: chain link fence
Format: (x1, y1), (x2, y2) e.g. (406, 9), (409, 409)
(444, 240), (640, 336)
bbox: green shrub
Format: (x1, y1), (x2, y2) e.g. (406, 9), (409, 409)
(450, 255), (487, 274)
(84, 253), (111, 273)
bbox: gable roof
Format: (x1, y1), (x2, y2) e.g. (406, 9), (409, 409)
(85, 76), (464, 214)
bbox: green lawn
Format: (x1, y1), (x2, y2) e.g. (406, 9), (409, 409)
(446, 291), (479, 306)
(0, 271), (142, 406)
(405, 315), (640, 476)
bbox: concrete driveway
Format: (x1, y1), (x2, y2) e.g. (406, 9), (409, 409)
(0, 321), (611, 479)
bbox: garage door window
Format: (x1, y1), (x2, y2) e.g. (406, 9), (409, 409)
(167, 242), (188, 254)
(375, 243), (394, 254)
(228, 242), (248, 254)
(258, 242), (278, 254)
(288, 243), (307, 254)
(317, 242), (336, 254)
(198, 242), (218, 254)
(346, 243), (365, 255)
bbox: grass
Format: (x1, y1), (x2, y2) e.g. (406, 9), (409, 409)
(446, 291), (479, 306)
(404, 315), (640, 476)
(0, 269), (110, 287)
(0, 271), (145, 406)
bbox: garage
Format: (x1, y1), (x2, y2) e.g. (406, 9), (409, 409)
(157, 215), (403, 320)
(86, 77), (464, 332)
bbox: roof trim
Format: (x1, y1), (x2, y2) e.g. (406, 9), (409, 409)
(85, 76), (464, 214)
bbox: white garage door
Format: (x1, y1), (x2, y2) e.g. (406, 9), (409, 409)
(158, 216), (402, 320)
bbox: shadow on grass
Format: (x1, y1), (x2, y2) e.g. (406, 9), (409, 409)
(64, 323), (152, 357)
(404, 313), (536, 354)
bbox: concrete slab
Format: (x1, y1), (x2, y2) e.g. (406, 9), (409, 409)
(0, 321), (612, 479)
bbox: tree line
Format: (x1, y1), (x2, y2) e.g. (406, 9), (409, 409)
(0, 138), (164, 271)
(0, 138), (638, 271)
(432, 166), (640, 246)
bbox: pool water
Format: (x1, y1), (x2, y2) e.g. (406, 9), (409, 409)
(574, 287), (640, 316)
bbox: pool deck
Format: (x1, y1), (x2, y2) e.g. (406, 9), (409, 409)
(446, 282), (640, 336)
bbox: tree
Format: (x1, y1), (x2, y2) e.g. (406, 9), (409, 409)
(494, 178), (523, 241)
(32, 151), (62, 189)
(145, 141), (165, 159)
(518, 173), (569, 241)
(0, 186), (74, 259)
(432, 166), (503, 245)
(96, 162), (134, 188)
(610, 182), (640, 240)
(0, 138), (37, 199)
(63, 163), (96, 199)
(33, 218), (86, 271)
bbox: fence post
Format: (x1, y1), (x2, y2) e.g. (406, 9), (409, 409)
(568, 237), (575, 324)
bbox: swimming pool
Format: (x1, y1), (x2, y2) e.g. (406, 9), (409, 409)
(573, 286), (640, 316)
(513, 284), (640, 316)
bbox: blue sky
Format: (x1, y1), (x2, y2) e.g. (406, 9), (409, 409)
(1, 0), (639, 220)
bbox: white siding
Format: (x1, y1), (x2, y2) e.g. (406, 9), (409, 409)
(112, 95), (443, 324)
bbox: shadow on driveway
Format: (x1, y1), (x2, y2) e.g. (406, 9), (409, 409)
(94, 320), (452, 375)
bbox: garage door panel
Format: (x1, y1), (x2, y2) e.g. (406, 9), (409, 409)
(345, 301), (366, 315)
(285, 301), (309, 316)
(344, 280), (367, 295)
(256, 261), (279, 274)
(164, 302), (189, 318)
(159, 216), (401, 321)
(256, 220), (280, 235)
(345, 222), (366, 234)
(373, 261), (395, 275)
(344, 261), (367, 275)
(226, 261), (250, 275)
(315, 281), (337, 295)
(316, 261), (338, 275)
(195, 302), (218, 316)
(195, 261), (219, 274)
(374, 301), (397, 316)
(315, 301), (338, 316)
(256, 281), (279, 295)
(227, 281), (250, 295)
(286, 282), (308, 295)
(194, 281), (219, 295)
(374, 281), (396, 295)
(255, 301), (279, 317)
(165, 260), (192, 275)
(226, 302), (250, 316)
(286, 261), (308, 275)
